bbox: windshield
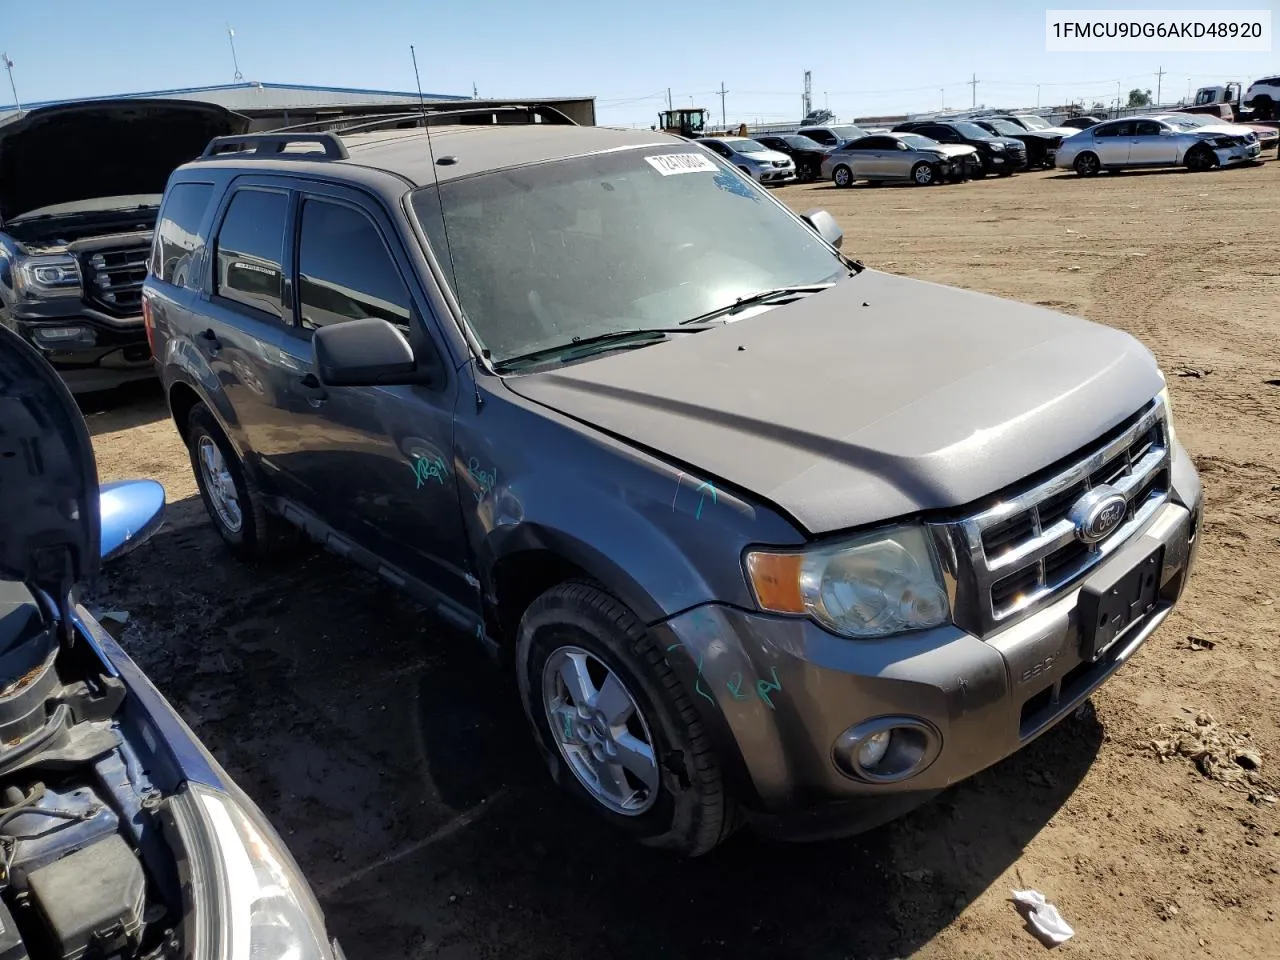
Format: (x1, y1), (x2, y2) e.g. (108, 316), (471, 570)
(831, 125), (868, 141)
(724, 138), (769, 153)
(951, 122), (994, 139)
(785, 135), (824, 150)
(410, 149), (844, 365)
(985, 119), (1026, 136)
(898, 134), (941, 150)
(1015, 115), (1050, 130)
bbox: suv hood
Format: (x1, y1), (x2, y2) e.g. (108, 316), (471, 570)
(0, 99), (249, 224)
(0, 324), (100, 597)
(934, 144), (978, 158)
(504, 271), (1163, 535)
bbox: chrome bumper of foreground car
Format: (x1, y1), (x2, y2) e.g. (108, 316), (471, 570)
(655, 473), (1201, 816)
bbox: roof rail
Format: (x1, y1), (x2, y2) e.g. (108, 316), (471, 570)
(197, 133), (350, 161)
(264, 103), (578, 137)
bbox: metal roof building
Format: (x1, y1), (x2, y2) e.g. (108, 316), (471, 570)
(0, 81), (597, 128)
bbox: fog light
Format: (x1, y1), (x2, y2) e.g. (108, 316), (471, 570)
(857, 730), (891, 769)
(34, 326), (94, 345)
(833, 717), (940, 783)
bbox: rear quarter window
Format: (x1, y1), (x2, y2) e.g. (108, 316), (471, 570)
(150, 182), (215, 287)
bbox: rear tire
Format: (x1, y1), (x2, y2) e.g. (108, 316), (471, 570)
(1074, 151), (1101, 177)
(832, 164), (853, 188)
(186, 404), (295, 561)
(516, 581), (737, 856)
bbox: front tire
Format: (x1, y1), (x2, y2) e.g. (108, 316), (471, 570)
(1074, 151), (1101, 177)
(1185, 144), (1217, 172)
(832, 164), (853, 188)
(516, 582), (736, 856)
(186, 404), (294, 560)
(911, 161), (938, 186)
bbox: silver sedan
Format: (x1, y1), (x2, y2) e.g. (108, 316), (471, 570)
(821, 133), (981, 186)
(1056, 116), (1262, 176)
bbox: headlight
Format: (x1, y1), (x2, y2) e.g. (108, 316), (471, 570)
(169, 783), (335, 960)
(744, 525), (950, 638)
(16, 254), (82, 297)
(989, 142), (1005, 151)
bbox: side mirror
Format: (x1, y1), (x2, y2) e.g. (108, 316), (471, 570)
(312, 317), (440, 387)
(100, 480), (166, 563)
(801, 209), (843, 250)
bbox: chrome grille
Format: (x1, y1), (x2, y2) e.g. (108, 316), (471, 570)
(82, 244), (150, 315)
(939, 397), (1171, 632)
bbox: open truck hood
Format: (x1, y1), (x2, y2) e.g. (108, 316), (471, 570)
(0, 99), (249, 224)
(504, 271), (1164, 535)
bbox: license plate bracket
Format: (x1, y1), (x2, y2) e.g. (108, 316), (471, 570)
(1078, 540), (1164, 661)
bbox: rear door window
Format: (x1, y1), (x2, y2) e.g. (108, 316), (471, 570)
(296, 199), (412, 331)
(213, 188), (288, 319)
(151, 182), (214, 287)
(1133, 120), (1163, 136)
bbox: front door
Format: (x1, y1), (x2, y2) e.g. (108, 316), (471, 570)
(1127, 120), (1179, 164)
(274, 185), (476, 614)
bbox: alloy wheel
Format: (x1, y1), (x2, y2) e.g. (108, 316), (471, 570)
(197, 436), (243, 533)
(541, 645), (659, 815)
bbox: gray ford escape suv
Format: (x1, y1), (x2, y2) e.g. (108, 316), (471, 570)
(144, 107), (1202, 856)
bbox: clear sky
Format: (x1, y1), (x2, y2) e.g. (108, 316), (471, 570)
(2, 1), (1276, 125)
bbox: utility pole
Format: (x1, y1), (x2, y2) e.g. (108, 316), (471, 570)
(1036, 84), (1041, 108)
(940, 87), (944, 109)
(1155, 65), (1165, 106)
(968, 73), (979, 108)
(802, 70), (812, 119)
(226, 26), (243, 82)
(1116, 80), (1122, 113)
(716, 81), (729, 127)
(1, 54), (20, 115)
(666, 88), (672, 111)
(472, 82), (478, 99)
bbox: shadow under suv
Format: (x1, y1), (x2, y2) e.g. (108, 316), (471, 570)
(144, 107), (1202, 856)
(0, 99), (247, 393)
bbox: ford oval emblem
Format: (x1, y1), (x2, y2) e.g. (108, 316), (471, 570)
(1068, 486), (1129, 544)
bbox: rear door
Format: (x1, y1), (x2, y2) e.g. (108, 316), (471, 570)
(197, 179), (300, 486)
(1128, 119), (1178, 164)
(275, 182), (475, 613)
(1091, 121), (1133, 164)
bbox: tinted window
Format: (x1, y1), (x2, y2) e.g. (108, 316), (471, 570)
(920, 125), (953, 141)
(298, 200), (411, 331)
(214, 189), (287, 318)
(785, 135), (824, 150)
(152, 182), (214, 286)
(1133, 120), (1163, 136)
(1095, 121), (1133, 138)
(700, 140), (730, 157)
(853, 136), (895, 150)
(800, 129), (836, 145)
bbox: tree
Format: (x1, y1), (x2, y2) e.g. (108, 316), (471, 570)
(1127, 88), (1153, 107)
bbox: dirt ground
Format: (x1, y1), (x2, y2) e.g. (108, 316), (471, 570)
(86, 159), (1279, 960)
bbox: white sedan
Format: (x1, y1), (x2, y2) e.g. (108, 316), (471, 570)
(696, 137), (796, 185)
(1056, 116), (1262, 175)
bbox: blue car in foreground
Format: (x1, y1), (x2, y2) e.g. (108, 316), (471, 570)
(0, 323), (340, 960)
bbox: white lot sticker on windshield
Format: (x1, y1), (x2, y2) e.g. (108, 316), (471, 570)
(645, 153), (718, 176)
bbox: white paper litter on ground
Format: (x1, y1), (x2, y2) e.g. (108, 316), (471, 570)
(1012, 889), (1074, 946)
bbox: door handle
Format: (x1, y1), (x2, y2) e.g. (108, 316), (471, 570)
(199, 328), (221, 355)
(297, 373), (328, 407)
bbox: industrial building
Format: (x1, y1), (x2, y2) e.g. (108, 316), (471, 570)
(0, 81), (597, 128)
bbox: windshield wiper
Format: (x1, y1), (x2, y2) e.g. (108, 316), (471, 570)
(678, 284), (835, 326)
(492, 327), (706, 371)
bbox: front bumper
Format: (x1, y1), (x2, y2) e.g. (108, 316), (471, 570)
(7, 311), (152, 393)
(1219, 141), (1264, 164)
(656, 447), (1202, 823)
(753, 165), (796, 184)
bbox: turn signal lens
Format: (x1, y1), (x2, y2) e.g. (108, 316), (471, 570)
(744, 552), (804, 613)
